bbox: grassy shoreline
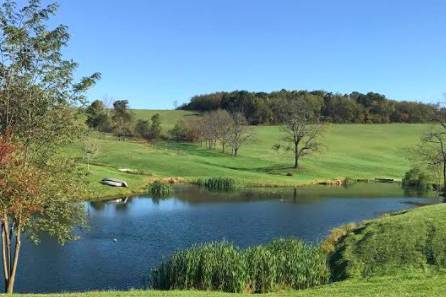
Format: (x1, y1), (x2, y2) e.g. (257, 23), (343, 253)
(12, 273), (446, 296)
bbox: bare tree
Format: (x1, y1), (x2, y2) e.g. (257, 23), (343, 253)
(198, 110), (229, 150)
(201, 113), (217, 149)
(213, 110), (233, 153)
(228, 113), (253, 157)
(410, 103), (446, 195)
(274, 101), (323, 169)
(83, 138), (100, 172)
(415, 106), (446, 193)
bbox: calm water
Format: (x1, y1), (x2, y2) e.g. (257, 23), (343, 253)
(12, 184), (438, 293)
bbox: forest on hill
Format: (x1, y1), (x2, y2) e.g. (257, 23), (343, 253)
(180, 90), (438, 124)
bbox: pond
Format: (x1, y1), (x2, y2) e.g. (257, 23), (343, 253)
(12, 183), (439, 293)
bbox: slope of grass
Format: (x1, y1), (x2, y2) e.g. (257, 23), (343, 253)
(68, 110), (433, 199)
(329, 203), (446, 280)
(130, 109), (200, 130)
(12, 273), (446, 296)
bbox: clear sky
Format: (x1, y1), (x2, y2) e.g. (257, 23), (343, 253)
(45, 0), (446, 109)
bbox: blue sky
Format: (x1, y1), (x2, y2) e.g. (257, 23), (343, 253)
(46, 0), (446, 108)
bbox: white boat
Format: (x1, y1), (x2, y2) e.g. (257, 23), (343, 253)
(101, 178), (128, 187)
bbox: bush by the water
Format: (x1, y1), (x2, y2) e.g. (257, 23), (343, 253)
(148, 181), (172, 197)
(328, 204), (446, 280)
(150, 239), (329, 293)
(402, 168), (432, 192)
(196, 177), (235, 191)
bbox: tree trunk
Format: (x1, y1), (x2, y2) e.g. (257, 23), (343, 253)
(6, 228), (20, 294)
(1, 220), (9, 291)
(294, 142), (299, 169)
(1, 218), (21, 294)
(222, 142), (225, 153)
(233, 148), (238, 157)
(443, 159), (446, 195)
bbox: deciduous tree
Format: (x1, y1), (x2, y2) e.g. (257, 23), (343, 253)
(274, 101), (323, 169)
(0, 0), (99, 292)
(85, 100), (112, 132)
(112, 100), (133, 139)
(228, 113), (253, 157)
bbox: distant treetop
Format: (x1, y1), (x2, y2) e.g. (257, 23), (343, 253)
(179, 90), (438, 124)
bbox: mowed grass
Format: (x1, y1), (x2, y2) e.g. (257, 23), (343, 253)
(12, 274), (446, 297)
(131, 109), (200, 130)
(67, 110), (434, 199)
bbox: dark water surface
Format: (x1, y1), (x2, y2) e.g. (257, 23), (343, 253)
(14, 184), (438, 293)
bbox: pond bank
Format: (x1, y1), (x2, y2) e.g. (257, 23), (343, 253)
(84, 170), (405, 202)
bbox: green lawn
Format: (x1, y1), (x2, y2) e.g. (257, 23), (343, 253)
(130, 109), (200, 130)
(66, 110), (435, 199)
(67, 110), (433, 199)
(13, 274), (446, 296)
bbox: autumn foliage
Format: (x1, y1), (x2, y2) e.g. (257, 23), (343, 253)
(0, 133), (14, 166)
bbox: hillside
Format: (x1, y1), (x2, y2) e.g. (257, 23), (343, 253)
(70, 110), (433, 199)
(329, 203), (446, 279)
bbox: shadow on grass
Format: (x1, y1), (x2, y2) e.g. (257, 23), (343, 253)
(156, 142), (233, 158)
(155, 141), (297, 176)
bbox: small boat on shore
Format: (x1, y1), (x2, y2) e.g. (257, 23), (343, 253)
(101, 178), (128, 187)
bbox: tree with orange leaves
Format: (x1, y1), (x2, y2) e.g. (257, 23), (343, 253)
(0, 135), (86, 293)
(0, 0), (99, 293)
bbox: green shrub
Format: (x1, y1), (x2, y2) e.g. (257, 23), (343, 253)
(150, 239), (328, 293)
(343, 177), (356, 187)
(148, 181), (172, 197)
(402, 168), (432, 192)
(196, 177), (235, 191)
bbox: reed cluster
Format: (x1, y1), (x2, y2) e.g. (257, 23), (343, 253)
(150, 239), (328, 293)
(196, 177), (236, 191)
(148, 181), (172, 197)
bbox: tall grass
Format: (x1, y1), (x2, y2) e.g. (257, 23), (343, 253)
(196, 177), (236, 191)
(148, 181), (172, 197)
(266, 239), (329, 290)
(150, 239), (329, 293)
(150, 242), (246, 292)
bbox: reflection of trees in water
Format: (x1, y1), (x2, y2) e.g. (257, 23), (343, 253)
(170, 183), (410, 205)
(172, 185), (321, 204)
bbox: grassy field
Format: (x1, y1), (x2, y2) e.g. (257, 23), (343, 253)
(66, 110), (434, 199)
(131, 109), (200, 130)
(12, 274), (446, 296)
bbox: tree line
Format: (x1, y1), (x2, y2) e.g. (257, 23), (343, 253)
(180, 90), (438, 124)
(85, 99), (161, 141)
